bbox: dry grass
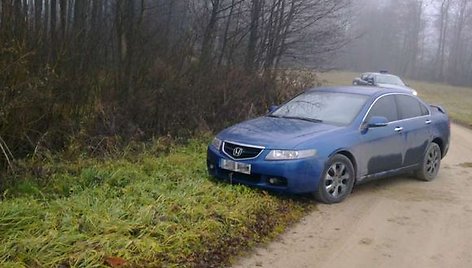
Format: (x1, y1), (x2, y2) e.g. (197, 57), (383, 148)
(317, 71), (472, 127)
(459, 162), (472, 168)
(0, 139), (311, 267)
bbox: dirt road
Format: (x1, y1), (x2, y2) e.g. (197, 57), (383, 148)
(235, 123), (472, 268)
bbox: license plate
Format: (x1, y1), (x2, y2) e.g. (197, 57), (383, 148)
(220, 159), (251, 175)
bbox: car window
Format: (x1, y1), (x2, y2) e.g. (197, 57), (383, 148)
(271, 91), (369, 125)
(396, 95), (425, 119)
(366, 95), (398, 122)
(376, 74), (405, 86)
(420, 103), (429, 116)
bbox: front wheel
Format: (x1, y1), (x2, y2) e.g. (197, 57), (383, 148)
(314, 154), (355, 204)
(416, 142), (441, 181)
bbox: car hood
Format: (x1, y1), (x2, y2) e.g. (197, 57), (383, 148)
(218, 116), (341, 149)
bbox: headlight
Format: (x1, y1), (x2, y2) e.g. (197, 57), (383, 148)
(265, 149), (316, 160)
(211, 137), (222, 150)
(412, 90), (418, 96)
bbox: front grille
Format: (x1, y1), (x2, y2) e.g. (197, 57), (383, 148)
(223, 141), (263, 160)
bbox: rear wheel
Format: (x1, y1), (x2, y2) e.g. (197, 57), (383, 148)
(314, 154), (355, 204)
(416, 142), (441, 181)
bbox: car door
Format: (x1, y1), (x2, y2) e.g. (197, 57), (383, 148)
(395, 95), (432, 167)
(359, 95), (404, 175)
(364, 73), (375, 85)
(358, 73), (369, 85)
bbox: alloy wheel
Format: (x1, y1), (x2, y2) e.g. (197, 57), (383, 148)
(324, 162), (351, 198)
(426, 145), (441, 176)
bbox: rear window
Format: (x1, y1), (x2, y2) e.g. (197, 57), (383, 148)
(376, 74), (405, 86)
(396, 95), (426, 119)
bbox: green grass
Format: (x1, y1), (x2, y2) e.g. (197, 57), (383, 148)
(318, 71), (472, 127)
(6, 70), (467, 267)
(0, 140), (311, 267)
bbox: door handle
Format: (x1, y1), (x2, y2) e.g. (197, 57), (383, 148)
(394, 127), (403, 132)
(425, 119), (432, 125)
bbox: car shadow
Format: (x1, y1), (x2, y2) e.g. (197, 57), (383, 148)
(207, 174), (422, 205)
(351, 174), (419, 195)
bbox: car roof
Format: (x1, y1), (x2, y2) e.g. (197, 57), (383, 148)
(366, 72), (401, 78)
(307, 86), (412, 96)
(374, 73), (400, 77)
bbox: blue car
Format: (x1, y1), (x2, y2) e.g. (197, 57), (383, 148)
(207, 86), (450, 203)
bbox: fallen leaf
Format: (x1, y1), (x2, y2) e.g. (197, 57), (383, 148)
(104, 256), (127, 267)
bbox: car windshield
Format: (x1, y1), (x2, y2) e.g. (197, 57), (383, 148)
(376, 74), (405, 86)
(270, 91), (369, 125)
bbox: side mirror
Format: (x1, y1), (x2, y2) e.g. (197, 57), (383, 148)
(268, 105), (279, 113)
(366, 116), (388, 128)
(367, 78), (375, 85)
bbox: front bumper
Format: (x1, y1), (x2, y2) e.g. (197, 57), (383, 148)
(206, 146), (325, 194)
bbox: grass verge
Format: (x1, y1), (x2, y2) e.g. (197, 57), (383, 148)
(318, 71), (472, 127)
(0, 139), (312, 267)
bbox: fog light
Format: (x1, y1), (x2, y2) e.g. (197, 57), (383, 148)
(209, 164), (215, 170)
(267, 177), (287, 186)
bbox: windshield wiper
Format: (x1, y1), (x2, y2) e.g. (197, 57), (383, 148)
(286, 116), (323, 123)
(269, 115), (323, 123)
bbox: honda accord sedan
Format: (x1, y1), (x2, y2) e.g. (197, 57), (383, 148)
(207, 86), (450, 203)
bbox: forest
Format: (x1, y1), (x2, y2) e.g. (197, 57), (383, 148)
(0, 0), (348, 171)
(1, 0), (472, 171)
(1, 1), (472, 266)
(338, 0), (472, 86)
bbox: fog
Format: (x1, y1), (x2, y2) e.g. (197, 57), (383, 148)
(333, 0), (472, 86)
(0, 0), (471, 162)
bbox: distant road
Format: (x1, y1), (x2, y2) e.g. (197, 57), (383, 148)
(235, 123), (472, 268)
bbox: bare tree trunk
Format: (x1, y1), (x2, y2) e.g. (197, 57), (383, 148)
(163, 1), (175, 55)
(264, 0), (284, 70)
(274, 0), (297, 70)
(245, 0), (262, 72)
(435, 0), (451, 81)
(50, 0), (57, 62)
(200, 0), (221, 68)
(218, 0), (237, 66)
(399, 0), (423, 78)
(447, 0), (468, 84)
(409, 0), (423, 78)
(2, 1), (15, 37)
(226, 1), (245, 67)
(59, 0), (66, 44)
(43, 0), (50, 46)
(34, 0), (42, 37)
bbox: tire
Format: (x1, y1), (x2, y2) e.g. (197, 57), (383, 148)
(416, 142), (441, 181)
(314, 154), (355, 204)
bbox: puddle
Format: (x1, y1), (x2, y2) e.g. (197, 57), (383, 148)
(458, 162), (472, 168)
